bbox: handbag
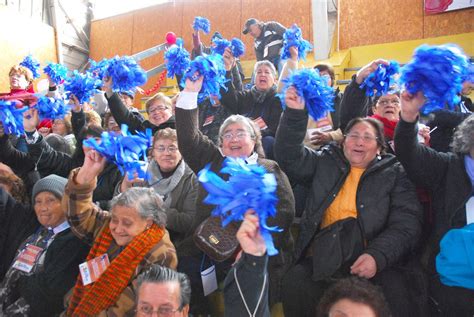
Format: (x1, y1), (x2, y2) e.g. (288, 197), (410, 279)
(193, 216), (240, 262)
(311, 217), (365, 281)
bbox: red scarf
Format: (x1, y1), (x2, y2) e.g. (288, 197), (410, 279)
(371, 114), (398, 140)
(66, 223), (164, 316)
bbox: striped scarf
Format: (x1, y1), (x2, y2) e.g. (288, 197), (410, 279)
(66, 223), (164, 316)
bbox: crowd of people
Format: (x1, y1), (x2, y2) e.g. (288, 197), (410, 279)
(0, 16), (473, 317)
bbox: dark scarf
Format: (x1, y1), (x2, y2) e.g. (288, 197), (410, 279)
(250, 85), (277, 104)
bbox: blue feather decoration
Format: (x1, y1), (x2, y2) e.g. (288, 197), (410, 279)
(35, 96), (70, 120)
(182, 54), (228, 103)
(279, 68), (335, 120)
(212, 38), (232, 56)
(20, 54), (41, 79)
(165, 40), (191, 78)
(63, 70), (102, 104)
(281, 24), (312, 61)
(87, 58), (110, 79)
(198, 158), (282, 256)
(106, 56), (147, 92)
(193, 16), (211, 34)
(83, 125), (153, 180)
(230, 38), (245, 58)
(400, 44), (469, 114)
(360, 61), (400, 97)
(0, 101), (28, 136)
(467, 63), (474, 84)
(43, 63), (69, 85)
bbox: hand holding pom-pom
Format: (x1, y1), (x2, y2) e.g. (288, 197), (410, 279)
(400, 90), (426, 123)
(183, 74), (204, 93)
(356, 59), (390, 85)
(285, 86), (305, 110)
(223, 48), (235, 71)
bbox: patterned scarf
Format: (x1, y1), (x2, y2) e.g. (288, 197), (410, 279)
(371, 114), (398, 140)
(250, 85), (277, 104)
(66, 223), (164, 316)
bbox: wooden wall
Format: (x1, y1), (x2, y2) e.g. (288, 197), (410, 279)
(339, 0), (474, 49)
(0, 6), (57, 92)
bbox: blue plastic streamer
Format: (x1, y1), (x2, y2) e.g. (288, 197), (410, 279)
(400, 44), (469, 114)
(83, 125), (152, 180)
(87, 58), (110, 79)
(165, 40), (191, 78)
(35, 96), (70, 120)
(281, 24), (312, 61)
(279, 68), (335, 120)
(467, 63), (474, 84)
(63, 70), (102, 104)
(211, 38), (232, 56)
(193, 16), (211, 34)
(43, 63), (69, 85)
(0, 101), (28, 136)
(20, 54), (41, 79)
(360, 61), (400, 97)
(105, 56), (147, 92)
(198, 157), (281, 256)
(230, 38), (245, 58)
(182, 54), (228, 103)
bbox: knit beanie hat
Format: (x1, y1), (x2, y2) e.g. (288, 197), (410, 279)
(32, 174), (68, 201)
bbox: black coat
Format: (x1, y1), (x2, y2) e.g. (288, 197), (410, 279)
(275, 108), (423, 271)
(394, 117), (471, 272)
(426, 109), (471, 153)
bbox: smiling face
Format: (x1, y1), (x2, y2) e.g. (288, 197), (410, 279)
(153, 138), (182, 173)
(254, 64), (275, 91)
(343, 122), (381, 169)
(220, 122), (255, 158)
(109, 205), (152, 246)
(9, 70), (29, 90)
(34, 191), (65, 228)
(148, 101), (172, 127)
(373, 94), (400, 121)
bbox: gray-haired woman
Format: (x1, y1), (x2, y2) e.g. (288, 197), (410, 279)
(174, 76), (295, 313)
(394, 91), (474, 316)
(62, 150), (177, 316)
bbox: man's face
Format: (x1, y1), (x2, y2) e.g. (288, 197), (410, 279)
(136, 282), (189, 317)
(249, 24), (261, 38)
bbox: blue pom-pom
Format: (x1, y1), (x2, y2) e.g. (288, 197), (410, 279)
(230, 38), (245, 58)
(83, 124), (152, 179)
(400, 44), (469, 114)
(182, 54), (228, 103)
(0, 101), (28, 136)
(281, 24), (313, 61)
(165, 40), (191, 78)
(87, 58), (110, 79)
(35, 96), (70, 120)
(466, 63), (474, 84)
(198, 157), (282, 256)
(279, 68), (335, 120)
(20, 54), (41, 79)
(212, 38), (232, 56)
(106, 56), (147, 92)
(43, 63), (69, 85)
(64, 70), (102, 104)
(360, 61), (400, 97)
(193, 16), (211, 34)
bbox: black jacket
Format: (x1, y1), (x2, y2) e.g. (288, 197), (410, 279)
(220, 72), (282, 138)
(106, 92), (175, 134)
(275, 108), (423, 271)
(426, 109), (471, 153)
(254, 21), (286, 66)
(394, 117), (471, 272)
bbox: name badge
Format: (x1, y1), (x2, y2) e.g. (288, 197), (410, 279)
(203, 115), (214, 127)
(79, 254), (110, 286)
(12, 244), (44, 273)
(253, 117), (268, 130)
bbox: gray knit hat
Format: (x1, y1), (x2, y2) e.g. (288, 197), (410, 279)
(32, 174), (68, 201)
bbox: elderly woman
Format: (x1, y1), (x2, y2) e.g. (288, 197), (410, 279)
(118, 128), (198, 246)
(220, 49), (285, 159)
(0, 175), (89, 316)
(62, 150), (177, 316)
(394, 92), (474, 316)
(274, 87), (423, 317)
(175, 76), (295, 313)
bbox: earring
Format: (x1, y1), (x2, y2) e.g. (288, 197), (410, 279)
(377, 153), (382, 160)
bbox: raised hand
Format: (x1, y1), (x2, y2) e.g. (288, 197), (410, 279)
(183, 73), (204, 93)
(400, 90), (426, 123)
(223, 47), (236, 71)
(75, 149), (107, 185)
(23, 108), (39, 132)
(236, 210), (266, 257)
(355, 59), (390, 84)
(285, 86), (305, 110)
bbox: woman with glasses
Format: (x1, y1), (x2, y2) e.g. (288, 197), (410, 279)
(117, 128), (198, 246)
(274, 86), (423, 317)
(174, 76), (295, 315)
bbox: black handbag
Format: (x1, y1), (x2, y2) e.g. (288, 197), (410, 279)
(311, 217), (365, 281)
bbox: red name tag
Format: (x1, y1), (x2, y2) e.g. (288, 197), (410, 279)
(203, 115), (214, 126)
(12, 244), (44, 273)
(253, 117), (268, 130)
(79, 254), (110, 285)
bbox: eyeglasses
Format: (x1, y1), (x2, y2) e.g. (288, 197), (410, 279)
(222, 131), (250, 141)
(377, 99), (400, 106)
(136, 305), (181, 317)
(148, 106), (169, 114)
(345, 133), (378, 143)
(154, 145), (179, 153)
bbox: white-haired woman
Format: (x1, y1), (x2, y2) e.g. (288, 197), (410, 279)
(62, 151), (177, 316)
